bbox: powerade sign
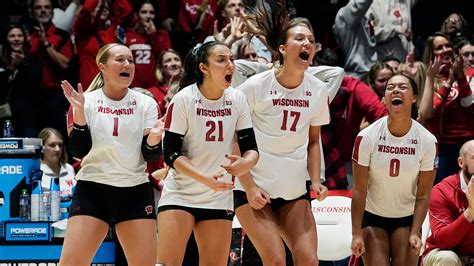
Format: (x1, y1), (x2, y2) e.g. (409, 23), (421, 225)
(5, 222), (51, 241)
(0, 165), (23, 175)
(0, 139), (23, 149)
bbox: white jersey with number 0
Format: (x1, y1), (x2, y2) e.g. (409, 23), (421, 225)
(352, 116), (438, 218)
(76, 89), (159, 187)
(236, 69), (330, 200)
(159, 84), (253, 210)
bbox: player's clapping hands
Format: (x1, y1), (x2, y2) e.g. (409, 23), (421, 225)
(61, 80), (84, 111)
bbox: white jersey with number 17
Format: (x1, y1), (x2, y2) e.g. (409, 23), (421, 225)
(236, 69), (330, 200)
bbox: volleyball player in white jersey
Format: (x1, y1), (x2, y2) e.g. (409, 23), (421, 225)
(156, 41), (259, 265)
(351, 74), (438, 265)
(59, 43), (163, 265)
(234, 2), (330, 264)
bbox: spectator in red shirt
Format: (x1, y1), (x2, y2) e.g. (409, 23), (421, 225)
(418, 32), (474, 184)
(423, 140), (474, 266)
(153, 49), (183, 116)
(29, 0), (73, 139)
(73, 0), (132, 89)
(126, 0), (171, 90)
(177, 0), (218, 44)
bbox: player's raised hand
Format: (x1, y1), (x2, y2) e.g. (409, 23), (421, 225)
(61, 80), (84, 111)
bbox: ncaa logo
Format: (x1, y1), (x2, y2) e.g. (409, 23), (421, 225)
(145, 205), (153, 215)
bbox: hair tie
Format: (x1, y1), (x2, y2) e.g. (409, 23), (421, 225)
(192, 43), (203, 57)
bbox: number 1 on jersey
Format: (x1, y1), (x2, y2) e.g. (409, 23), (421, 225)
(113, 117), (119, 136)
(281, 110), (300, 132)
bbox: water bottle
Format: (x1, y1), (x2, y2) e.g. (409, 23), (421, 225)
(19, 189), (30, 221)
(41, 191), (51, 221)
(3, 120), (14, 137)
(31, 180), (42, 221)
(50, 177), (61, 221)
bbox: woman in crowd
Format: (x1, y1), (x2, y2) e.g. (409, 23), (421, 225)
(440, 13), (471, 45)
(234, 0), (330, 263)
(351, 74), (438, 265)
(155, 48), (183, 115)
(0, 24), (41, 137)
(39, 127), (76, 200)
(73, 0), (132, 89)
(125, 0), (171, 91)
(156, 41), (259, 265)
(59, 43), (163, 265)
(419, 32), (474, 184)
(367, 61), (395, 100)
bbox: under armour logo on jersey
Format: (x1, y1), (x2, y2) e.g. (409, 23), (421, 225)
(270, 90), (277, 95)
(195, 99), (202, 103)
(145, 205), (153, 215)
(379, 136), (386, 141)
(305, 91), (312, 96)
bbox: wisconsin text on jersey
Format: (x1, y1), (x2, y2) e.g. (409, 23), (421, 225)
(377, 144), (416, 155)
(272, 99), (310, 107)
(129, 44), (151, 51)
(97, 106), (134, 115)
(196, 108), (232, 117)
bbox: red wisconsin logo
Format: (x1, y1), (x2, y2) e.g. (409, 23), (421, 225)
(393, 10), (401, 18)
(145, 205), (153, 215)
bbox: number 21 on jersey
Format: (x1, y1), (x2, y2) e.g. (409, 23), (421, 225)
(206, 120), (223, 142)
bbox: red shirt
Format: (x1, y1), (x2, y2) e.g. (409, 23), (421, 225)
(337, 76), (387, 161)
(148, 85), (168, 116)
(423, 173), (474, 258)
(425, 76), (474, 144)
(126, 30), (171, 89)
(178, 0), (218, 43)
(30, 24), (73, 90)
(73, 0), (132, 89)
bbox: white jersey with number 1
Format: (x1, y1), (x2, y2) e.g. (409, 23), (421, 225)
(352, 116), (438, 218)
(76, 88), (159, 187)
(159, 84), (253, 210)
(236, 69), (330, 200)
